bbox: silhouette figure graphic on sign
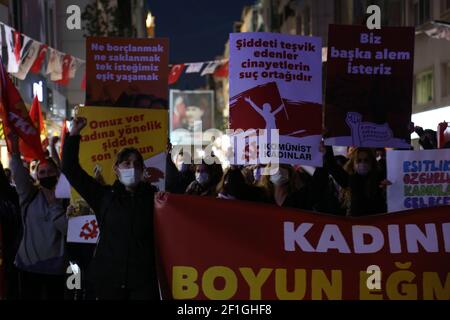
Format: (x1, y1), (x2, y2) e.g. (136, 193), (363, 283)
(244, 96), (286, 131)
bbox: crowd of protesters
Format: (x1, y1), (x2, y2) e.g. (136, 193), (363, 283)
(0, 121), (448, 300)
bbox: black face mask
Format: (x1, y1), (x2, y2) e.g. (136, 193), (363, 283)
(39, 176), (58, 189)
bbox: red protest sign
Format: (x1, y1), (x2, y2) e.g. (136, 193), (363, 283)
(324, 25), (415, 148)
(86, 37), (169, 108)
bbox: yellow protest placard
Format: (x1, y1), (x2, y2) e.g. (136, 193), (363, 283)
(75, 106), (168, 192)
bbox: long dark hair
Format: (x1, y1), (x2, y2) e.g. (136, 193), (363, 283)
(342, 148), (379, 210)
(114, 147), (144, 168)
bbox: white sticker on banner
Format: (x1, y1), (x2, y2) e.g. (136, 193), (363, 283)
(67, 215), (99, 244)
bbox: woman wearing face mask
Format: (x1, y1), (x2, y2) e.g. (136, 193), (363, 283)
(216, 167), (266, 202)
(258, 164), (311, 209)
(165, 150), (195, 194)
(7, 132), (67, 300)
(185, 161), (222, 196)
(216, 167), (247, 200)
(324, 146), (388, 216)
(0, 160), (21, 299)
(61, 117), (159, 300)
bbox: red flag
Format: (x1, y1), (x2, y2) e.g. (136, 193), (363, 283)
(30, 44), (48, 73)
(28, 96), (45, 133)
(30, 95), (48, 146)
(81, 71), (86, 90)
(13, 31), (21, 64)
(213, 61), (228, 78)
(21, 96), (48, 160)
(56, 55), (72, 86)
(59, 118), (69, 158)
(168, 64), (185, 85)
(437, 121), (449, 149)
(169, 64), (185, 84)
(0, 57), (46, 161)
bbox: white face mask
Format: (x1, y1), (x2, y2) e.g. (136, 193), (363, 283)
(118, 168), (140, 187)
(270, 168), (289, 186)
(355, 163), (371, 176)
(195, 172), (209, 185)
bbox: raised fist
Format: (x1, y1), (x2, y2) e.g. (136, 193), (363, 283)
(70, 117), (87, 136)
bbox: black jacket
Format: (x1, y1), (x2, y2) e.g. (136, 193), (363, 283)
(61, 135), (159, 297)
(324, 147), (386, 216)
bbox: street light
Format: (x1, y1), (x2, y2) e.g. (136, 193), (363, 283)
(146, 12), (153, 28)
(146, 11), (155, 38)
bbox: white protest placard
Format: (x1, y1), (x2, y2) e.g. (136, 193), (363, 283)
(55, 173), (71, 199)
(229, 32), (323, 167)
(387, 149), (450, 212)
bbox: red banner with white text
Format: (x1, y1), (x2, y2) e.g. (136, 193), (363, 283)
(155, 193), (450, 300)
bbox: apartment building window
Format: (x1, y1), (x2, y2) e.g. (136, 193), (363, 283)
(296, 15), (303, 34)
(303, 6), (311, 35)
(334, 0), (342, 24)
(284, 2), (295, 19)
(415, 70), (434, 104)
(44, 1), (56, 48)
(12, 0), (22, 30)
(353, 0), (369, 24)
(446, 63), (450, 97)
(414, 0), (431, 26)
(384, 0), (404, 26)
(335, 0), (354, 24)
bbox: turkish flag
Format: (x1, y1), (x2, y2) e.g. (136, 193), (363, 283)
(213, 61), (228, 78)
(168, 64), (185, 85)
(0, 58), (46, 161)
(30, 44), (48, 73)
(56, 55), (72, 86)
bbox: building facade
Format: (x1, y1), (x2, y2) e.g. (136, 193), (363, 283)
(0, 0), (151, 165)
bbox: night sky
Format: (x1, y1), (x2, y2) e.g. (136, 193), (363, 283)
(147, 0), (256, 89)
